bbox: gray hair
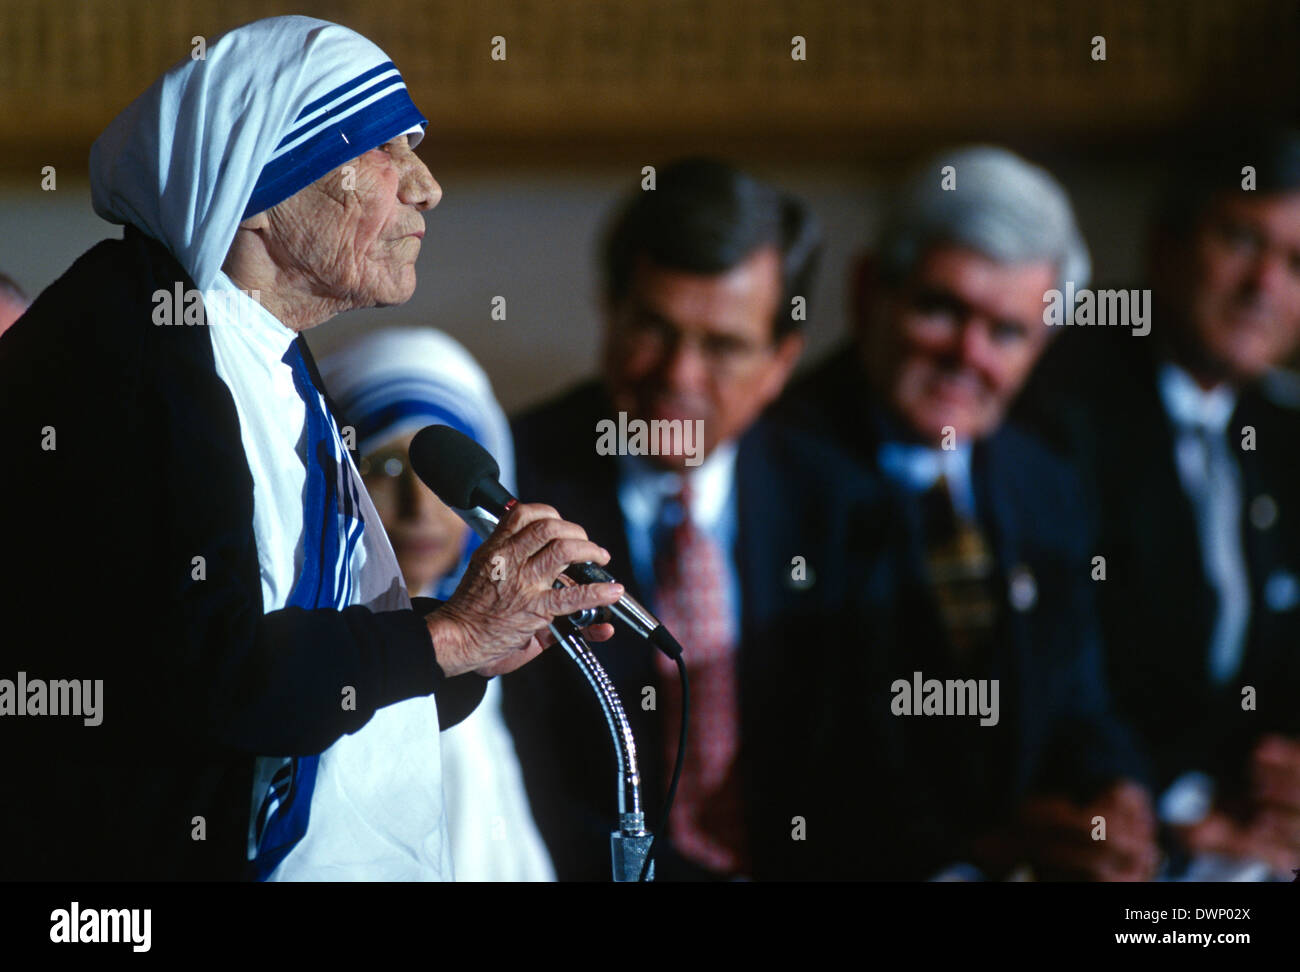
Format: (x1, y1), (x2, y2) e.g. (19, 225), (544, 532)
(877, 145), (1091, 294)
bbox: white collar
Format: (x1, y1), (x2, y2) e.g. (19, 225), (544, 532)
(617, 439), (739, 530)
(1157, 361), (1236, 434)
(877, 439), (972, 492)
(206, 271), (298, 364)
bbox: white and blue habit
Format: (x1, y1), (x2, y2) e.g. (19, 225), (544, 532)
(0, 16), (475, 880)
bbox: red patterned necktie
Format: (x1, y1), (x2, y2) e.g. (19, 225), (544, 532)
(652, 481), (748, 875)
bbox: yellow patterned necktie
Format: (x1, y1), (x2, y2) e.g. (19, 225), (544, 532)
(922, 475), (999, 665)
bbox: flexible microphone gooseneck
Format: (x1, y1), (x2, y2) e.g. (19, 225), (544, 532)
(407, 423), (693, 882)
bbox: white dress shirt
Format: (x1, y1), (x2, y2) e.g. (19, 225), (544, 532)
(877, 439), (977, 519)
(1154, 362), (1250, 834)
(1156, 362), (1251, 687)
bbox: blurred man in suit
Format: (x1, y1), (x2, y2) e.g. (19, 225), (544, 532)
(781, 146), (1157, 880)
(1020, 126), (1300, 877)
(502, 158), (883, 880)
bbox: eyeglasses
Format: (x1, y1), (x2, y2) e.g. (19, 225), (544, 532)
(899, 287), (1034, 348)
(1208, 217), (1300, 280)
(617, 312), (776, 376)
(358, 448), (417, 509)
(357, 450), (407, 480)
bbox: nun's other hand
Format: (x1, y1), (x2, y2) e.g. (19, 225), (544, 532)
(424, 502), (624, 678)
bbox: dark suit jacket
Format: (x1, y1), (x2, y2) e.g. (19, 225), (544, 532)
(502, 380), (889, 880)
(777, 347), (1149, 879)
(1017, 332), (1300, 796)
(0, 227), (472, 880)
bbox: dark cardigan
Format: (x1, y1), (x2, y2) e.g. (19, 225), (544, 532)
(0, 227), (478, 879)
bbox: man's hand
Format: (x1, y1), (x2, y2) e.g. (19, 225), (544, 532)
(422, 503), (623, 678)
(1251, 734), (1300, 814)
(1178, 735), (1300, 874)
(973, 780), (1159, 880)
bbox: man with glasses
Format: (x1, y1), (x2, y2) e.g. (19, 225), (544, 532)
(502, 157), (879, 880)
(780, 146), (1157, 880)
(1020, 126), (1300, 879)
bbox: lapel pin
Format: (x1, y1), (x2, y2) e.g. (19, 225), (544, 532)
(1250, 494), (1279, 531)
(1264, 570), (1299, 613)
(1008, 565), (1037, 613)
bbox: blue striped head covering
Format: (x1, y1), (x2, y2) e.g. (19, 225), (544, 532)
(319, 328), (515, 600)
(89, 16), (427, 290)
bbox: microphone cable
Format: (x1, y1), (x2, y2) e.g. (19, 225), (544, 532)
(639, 654), (688, 882)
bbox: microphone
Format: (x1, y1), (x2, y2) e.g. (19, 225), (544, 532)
(408, 424), (683, 661)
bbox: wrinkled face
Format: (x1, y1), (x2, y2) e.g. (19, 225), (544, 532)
(602, 246), (803, 470)
(863, 246), (1056, 445)
(362, 429), (469, 597)
(264, 134), (440, 311)
(1155, 193), (1300, 383)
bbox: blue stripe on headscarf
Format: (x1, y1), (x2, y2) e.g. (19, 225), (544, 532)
(244, 85), (426, 219)
(277, 73), (405, 150)
(291, 61), (402, 129)
(352, 400), (484, 602)
(354, 399), (477, 454)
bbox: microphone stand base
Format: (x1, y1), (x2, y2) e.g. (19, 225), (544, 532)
(610, 831), (655, 882)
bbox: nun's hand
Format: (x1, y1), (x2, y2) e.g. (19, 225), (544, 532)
(424, 502), (623, 678)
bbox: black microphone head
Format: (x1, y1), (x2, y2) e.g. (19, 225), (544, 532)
(409, 424), (501, 510)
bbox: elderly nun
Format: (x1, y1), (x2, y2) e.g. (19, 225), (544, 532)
(0, 15), (619, 880)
